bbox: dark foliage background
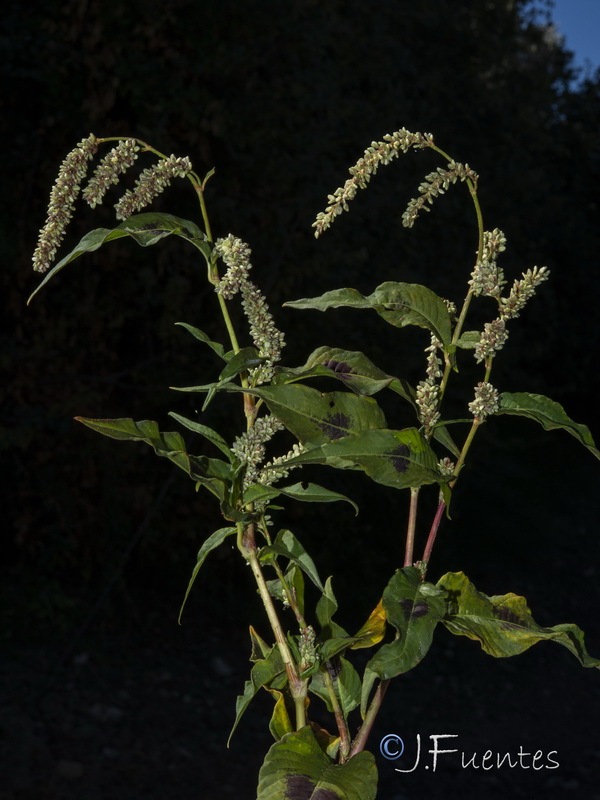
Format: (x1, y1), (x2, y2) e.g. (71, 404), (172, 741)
(2, 1), (600, 798)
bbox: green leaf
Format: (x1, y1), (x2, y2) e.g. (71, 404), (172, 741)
(455, 330), (481, 349)
(168, 411), (233, 461)
(28, 213), (208, 304)
(174, 322), (226, 360)
(244, 481), (359, 515)
(496, 392), (600, 460)
(229, 645), (286, 746)
(285, 282), (453, 348)
(260, 529), (324, 592)
(284, 428), (447, 491)
(218, 347), (263, 382)
(361, 568), (446, 715)
(257, 725), (377, 800)
(266, 565), (306, 617)
(436, 571), (600, 667)
(75, 416), (232, 501)
(178, 527), (236, 622)
(279, 346), (416, 405)
(309, 657), (361, 716)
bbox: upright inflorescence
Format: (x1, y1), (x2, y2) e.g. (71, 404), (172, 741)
(32, 134), (98, 273)
(313, 128), (434, 237)
(402, 161), (479, 228)
(115, 155), (193, 220)
(83, 139), (140, 208)
(215, 234), (285, 384)
(469, 229), (507, 298)
(231, 415), (285, 487)
(468, 381), (500, 421)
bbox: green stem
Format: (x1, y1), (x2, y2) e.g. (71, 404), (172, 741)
(349, 679), (391, 758)
(403, 487), (420, 567)
(322, 665), (351, 763)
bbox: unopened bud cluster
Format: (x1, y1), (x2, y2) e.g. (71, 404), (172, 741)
(313, 128), (434, 237)
(402, 162), (478, 228)
(299, 626), (318, 669)
(424, 335), (444, 380)
(83, 139), (140, 208)
(437, 457), (456, 477)
(468, 381), (500, 420)
(115, 155), (192, 220)
(231, 415), (285, 487)
(32, 134), (98, 273)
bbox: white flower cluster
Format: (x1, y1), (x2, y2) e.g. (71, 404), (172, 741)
(468, 381), (500, 420)
(474, 318), (509, 363)
(402, 162), (478, 228)
(231, 415), (285, 487)
(416, 379), (441, 434)
(83, 139), (140, 208)
(214, 234), (285, 384)
(115, 155), (192, 220)
(312, 128), (434, 237)
(469, 229), (507, 298)
(500, 266), (550, 320)
(32, 134), (98, 273)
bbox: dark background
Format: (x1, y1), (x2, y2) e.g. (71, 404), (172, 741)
(2, 1), (600, 798)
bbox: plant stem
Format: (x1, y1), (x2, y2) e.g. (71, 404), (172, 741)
(403, 487), (420, 567)
(349, 679), (390, 758)
(421, 417), (481, 573)
(239, 525), (306, 728)
(322, 665), (351, 763)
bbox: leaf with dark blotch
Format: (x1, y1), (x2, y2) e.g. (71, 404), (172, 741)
(361, 568), (446, 715)
(257, 726), (377, 800)
(496, 392), (600, 460)
(436, 571), (600, 667)
(282, 428), (447, 491)
(278, 346), (417, 405)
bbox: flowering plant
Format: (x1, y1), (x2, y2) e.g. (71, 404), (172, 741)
(30, 129), (600, 799)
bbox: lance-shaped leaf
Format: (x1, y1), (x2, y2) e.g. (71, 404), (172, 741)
(278, 346), (417, 405)
(286, 282), (453, 348)
(243, 481), (359, 515)
(174, 322), (226, 360)
(168, 411), (233, 461)
(266, 688), (295, 742)
(436, 571), (600, 667)
(260, 529), (324, 592)
(178, 527), (236, 622)
(257, 725), (377, 800)
(283, 428), (448, 491)
(267, 565), (306, 618)
(496, 392), (600, 460)
(361, 568), (446, 714)
(28, 213), (208, 304)
(75, 417), (232, 500)
(228, 645), (286, 746)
